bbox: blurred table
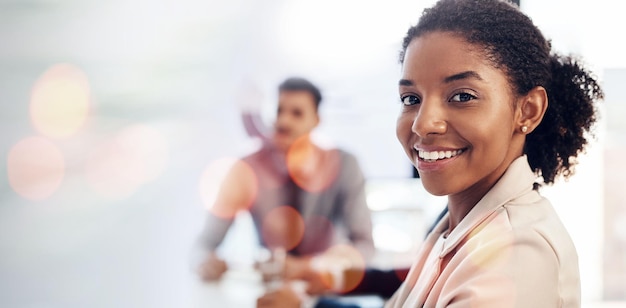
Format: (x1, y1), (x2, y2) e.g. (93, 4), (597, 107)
(191, 268), (265, 308)
(190, 267), (386, 308)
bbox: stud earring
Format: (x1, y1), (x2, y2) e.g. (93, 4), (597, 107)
(521, 126), (528, 133)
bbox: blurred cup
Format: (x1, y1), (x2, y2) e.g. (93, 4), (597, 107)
(256, 247), (286, 291)
(310, 255), (365, 294)
(339, 266), (366, 294)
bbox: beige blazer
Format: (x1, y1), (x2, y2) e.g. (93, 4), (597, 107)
(386, 156), (580, 308)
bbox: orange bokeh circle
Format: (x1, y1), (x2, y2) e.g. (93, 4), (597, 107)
(30, 63), (91, 139)
(312, 244), (367, 294)
(199, 158), (258, 219)
(84, 124), (169, 200)
(7, 136), (65, 201)
(286, 136), (340, 193)
(261, 206), (305, 250)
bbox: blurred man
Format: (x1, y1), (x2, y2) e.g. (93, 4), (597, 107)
(256, 206), (449, 308)
(197, 77), (374, 288)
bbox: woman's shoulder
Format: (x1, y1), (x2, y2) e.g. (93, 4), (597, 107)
(471, 199), (578, 266)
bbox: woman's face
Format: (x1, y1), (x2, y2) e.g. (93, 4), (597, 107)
(396, 31), (524, 200)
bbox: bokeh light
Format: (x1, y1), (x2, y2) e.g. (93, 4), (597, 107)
(463, 221), (516, 307)
(85, 136), (144, 199)
(30, 63), (91, 139)
(465, 216), (513, 271)
(311, 244), (366, 294)
(329, 244), (366, 294)
(7, 136), (65, 201)
(199, 157), (258, 219)
(286, 135), (340, 193)
(261, 206), (305, 250)
(116, 124), (169, 182)
(85, 124), (170, 199)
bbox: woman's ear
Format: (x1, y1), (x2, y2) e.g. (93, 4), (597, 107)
(516, 86), (548, 134)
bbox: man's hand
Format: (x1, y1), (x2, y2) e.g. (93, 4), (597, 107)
(302, 270), (334, 295)
(198, 253), (228, 281)
(284, 255), (311, 280)
(284, 255), (335, 295)
(256, 285), (302, 308)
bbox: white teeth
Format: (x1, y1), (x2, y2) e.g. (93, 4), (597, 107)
(418, 149), (463, 161)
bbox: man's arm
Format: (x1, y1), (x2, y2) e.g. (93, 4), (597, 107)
(195, 213), (233, 281)
(196, 158), (258, 281)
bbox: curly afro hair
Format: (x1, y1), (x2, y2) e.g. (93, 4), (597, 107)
(400, 0), (603, 185)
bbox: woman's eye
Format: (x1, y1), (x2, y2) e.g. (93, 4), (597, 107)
(450, 92), (476, 102)
(401, 95), (421, 106)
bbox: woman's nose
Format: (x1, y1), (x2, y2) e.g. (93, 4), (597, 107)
(411, 100), (447, 137)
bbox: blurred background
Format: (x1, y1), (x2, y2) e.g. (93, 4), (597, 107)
(0, 0), (624, 307)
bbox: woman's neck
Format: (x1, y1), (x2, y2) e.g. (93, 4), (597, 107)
(446, 195), (479, 233)
(445, 176), (500, 232)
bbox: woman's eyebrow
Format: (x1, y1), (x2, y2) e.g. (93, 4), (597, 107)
(399, 71), (483, 87)
(398, 79), (414, 87)
(443, 70), (483, 83)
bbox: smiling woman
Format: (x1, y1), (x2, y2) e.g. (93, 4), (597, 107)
(388, 0), (603, 307)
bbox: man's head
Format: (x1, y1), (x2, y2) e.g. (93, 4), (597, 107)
(272, 77), (322, 152)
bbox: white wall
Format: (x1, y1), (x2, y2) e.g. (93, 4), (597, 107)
(522, 0), (626, 301)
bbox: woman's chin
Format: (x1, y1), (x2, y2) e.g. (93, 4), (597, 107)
(420, 178), (452, 197)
